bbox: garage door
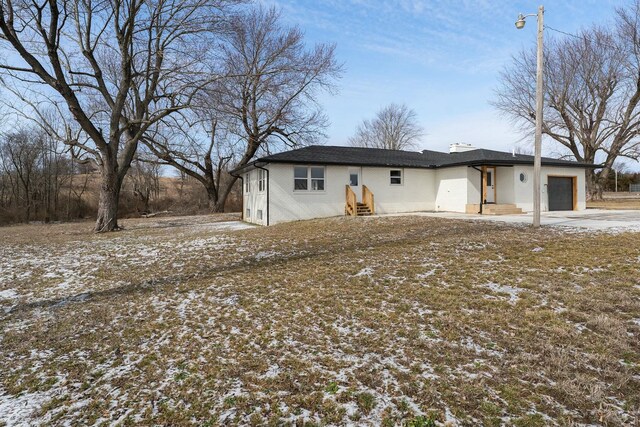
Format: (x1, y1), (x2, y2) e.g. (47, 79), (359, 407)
(548, 177), (574, 211)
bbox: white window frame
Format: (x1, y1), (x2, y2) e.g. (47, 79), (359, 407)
(245, 172), (250, 193)
(257, 209), (263, 220)
(390, 169), (403, 185)
(258, 169), (266, 192)
(245, 208), (251, 219)
(293, 166), (326, 192)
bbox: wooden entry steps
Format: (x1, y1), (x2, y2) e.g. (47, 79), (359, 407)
(345, 185), (375, 217)
(482, 204), (523, 215)
(465, 204), (524, 215)
(356, 202), (372, 216)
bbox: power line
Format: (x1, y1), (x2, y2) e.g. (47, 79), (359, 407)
(544, 25), (581, 39)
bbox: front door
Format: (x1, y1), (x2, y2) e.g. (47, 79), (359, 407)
(349, 168), (361, 201)
(485, 167), (496, 204)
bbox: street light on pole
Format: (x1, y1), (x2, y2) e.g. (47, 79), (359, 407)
(515, 6), (544, 228)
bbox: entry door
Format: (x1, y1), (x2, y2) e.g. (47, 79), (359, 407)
(548, 177), (574, 211)
(485, 167), (496, 203)
(349, 168), (361, 201)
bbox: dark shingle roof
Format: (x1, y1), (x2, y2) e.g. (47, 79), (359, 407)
(233, 145), (594, 173)
(434, 148), (591, 168)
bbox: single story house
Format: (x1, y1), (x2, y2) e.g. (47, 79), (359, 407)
(232, 144), (594, 226)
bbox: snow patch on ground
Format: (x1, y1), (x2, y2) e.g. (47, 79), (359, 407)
(481, 282), (523, 304)
(205, 221), (255, 231)
(0, 389), (53, 427)
(353, 267), (373, 277)
(0, 289), (19, 300)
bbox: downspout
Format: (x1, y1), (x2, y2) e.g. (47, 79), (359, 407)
(254, 163), (270, 226)
(471, 166), (483, 214)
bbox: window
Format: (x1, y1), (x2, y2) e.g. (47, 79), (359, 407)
(294, 166), (325, 191)
(245, 172), (250, 193)
(245, 208), (250, 219)
(390, 169), (402, 185)
(519, 172), (528, 183)
(311, 167), (325, 191)
(258, 169), (266, 192)
(294, 167), (308, 190)
(257, 210), (263, 220)
(349, 173), (359, 186)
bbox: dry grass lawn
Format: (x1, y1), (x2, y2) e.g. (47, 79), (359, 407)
(1, 214), (639, 426)
(588, 198), (640, 210)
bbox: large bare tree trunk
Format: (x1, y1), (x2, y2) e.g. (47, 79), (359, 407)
(211, 176), (237, 213)
(95, 161), (122, 232)
(206, 185), (221, 212)
(586, 170), (601, 201)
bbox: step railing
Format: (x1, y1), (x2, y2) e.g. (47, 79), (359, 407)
(362, 185), (374, 215)
(345, 185), (357, 216)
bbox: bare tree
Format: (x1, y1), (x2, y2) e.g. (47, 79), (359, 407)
(0, 127), (70, 223)
(144, 5), (342, 212)
(348, 103), (424, 150)
(144, 112), (238, 212)
(494, 2), (640, 199)
(126, 159), (161, 215)
(0, 0), (240, 231)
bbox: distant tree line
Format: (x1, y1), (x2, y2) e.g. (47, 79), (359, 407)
(0, 126), (241, 225)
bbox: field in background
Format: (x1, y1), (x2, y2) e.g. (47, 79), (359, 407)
(1, 215), (639, 426)
(0, 172), (242, 226)
(587, 192), (640, 210)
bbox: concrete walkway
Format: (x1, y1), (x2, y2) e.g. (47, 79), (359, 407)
(386, 209), (640, 232)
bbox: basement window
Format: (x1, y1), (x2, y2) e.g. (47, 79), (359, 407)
(257, 209), (263, 220)
(245, 208), (250, 219)
(390, 169), (403, 185)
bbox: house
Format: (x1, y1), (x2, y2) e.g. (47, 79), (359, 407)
(232, 144), (594, 226)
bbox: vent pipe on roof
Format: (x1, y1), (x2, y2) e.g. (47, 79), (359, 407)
(449, 143), (476, 153)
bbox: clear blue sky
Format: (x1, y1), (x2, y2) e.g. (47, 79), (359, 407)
(264, 0), (630, 161)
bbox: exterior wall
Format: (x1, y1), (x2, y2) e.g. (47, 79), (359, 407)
(435, 166), (469, 212)
(265, 164), (436, 225)
(512, 166), (586, 212)
(467, 167), (481, 207)
(361, 167), (436, 214)
(269, 164), (344, 224)
(242, 169), (268, 225)
(242, 162), (589, 225)
(495, 167), (515, 205)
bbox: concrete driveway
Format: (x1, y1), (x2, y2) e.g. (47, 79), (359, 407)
(391, 209), (640, 231)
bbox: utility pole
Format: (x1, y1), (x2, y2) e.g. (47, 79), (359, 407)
(516, 5), (544, 228)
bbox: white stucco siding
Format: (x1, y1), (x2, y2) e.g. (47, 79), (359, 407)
(435, 166), (469, 212)
(242, 169), (268, 225)
(495, 167), (515, 205)
(513, 166), (587, 212)
(360, 167), (436, 214)
(467, 167), (481, 206)
(266, 164), (436, 224)
(268, 164), (345, 224)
